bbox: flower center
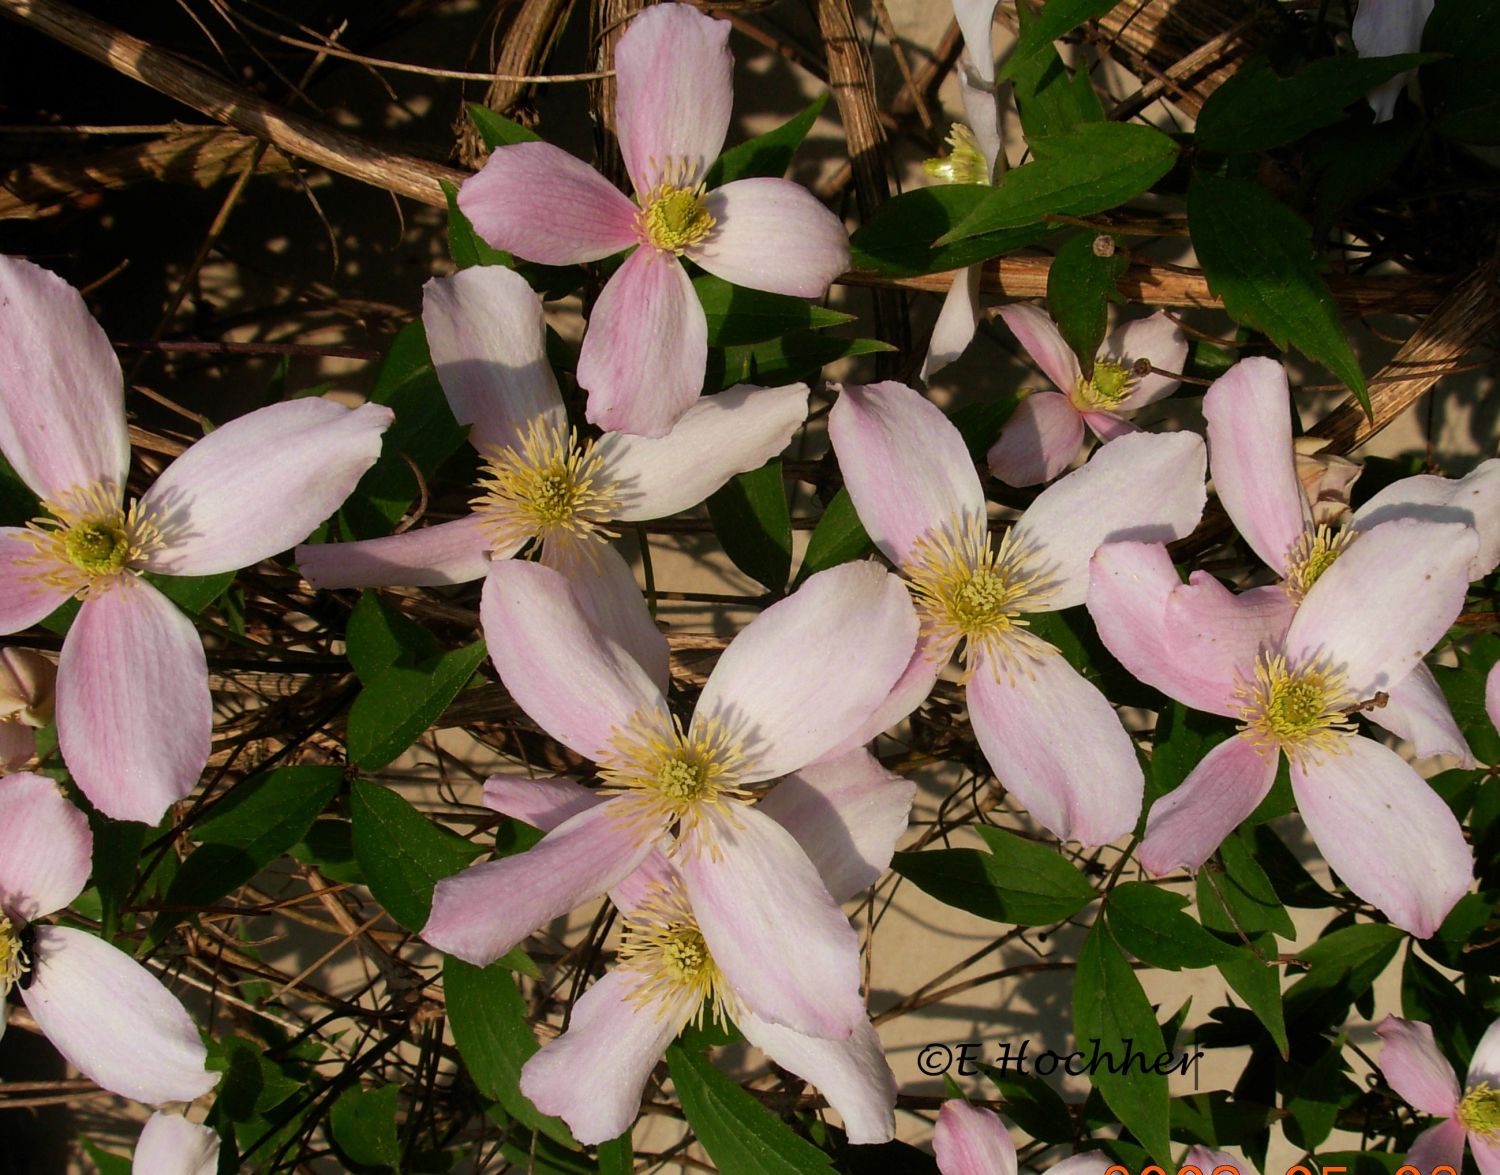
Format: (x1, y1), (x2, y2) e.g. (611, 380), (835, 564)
(1282, 525), (1358, 602)
(638, 183), (716, 255)
(617, 881), (730, 1027)
(599, 712), (749, 847)
(1071, 360), (1137, 410)
(1234, 652), (1355, 765)
(19, 483), (162, 598)
(0, 913), (32, 995)
(473, 418), (621, 560)
(1460, 1083), (1500, 1137)
(922, 124), (991, 186)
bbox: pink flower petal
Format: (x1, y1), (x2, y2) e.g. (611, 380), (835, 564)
(1354, 458), (1500, 580)
(967, 645), (1143, 845)
(758, 749), (915, 903)
(692, 561), (917, 783)
(1373, 662), (1475, 767)
(133, 1113), (220, 1175)
(827, 380), (985, 568)
(457, 141), (640, 264)
(1082, 410), (1138, 443)
(953, 0), (1001, 83)
(614, 3), (732, 194)
(1408, 1117), (1469, 1175)
(680, 805), (864, 1039)
(0, 772), (91, 921)
(921, 267), (982, 382)
(1164, 576), (1295, 714)
(295, 513), (498, 590)
(694, 179), (849, 297)
(1292, 736), (1472, 939)
(996, 303), (1080, 393)
(1049, 1156), (1117, 1175)
(57, 579), (209, 825)
(1138, 735), (1279, 875)
(0, 256), (129, 503)
(1490, 662), (1500, 738)
(1475, 1135), (1500, 1175)
(140, 399), (393, 577)
(480, 558), (669, 762)
(1376, 1016), (1462, 1115)
(1286, 519), (1476, 700)
(1110, 311), (1189, 409)
(0, 529), (73, 634)
(520, 967), (691, 1145)
(819, 633), (945, 760)
(1203, 357), (1311, 577)
(1012, 430), (1207, 611)
(423, 267), (566, 453)
(986, 391), (1085, 487)
(541, 541), (669, 694)
(578, 248), (706, 439)
(597, 383), (808, 522)
(24, 926), (218, 1104)
(932, 1100), (1016, 1175)
(1466, 1016), (1500, 1088)
(423, 797), (657, 966)
(739, 1013), (896, 1144)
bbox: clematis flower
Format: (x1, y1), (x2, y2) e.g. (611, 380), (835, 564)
(1087, 515), (1477, 937)
(1488, 663), (1500, 739)
(987, 304), (1189, 486)
(1377, 1014), (1500, 1173)
(1353, 0), (1435, 122)
(486, 753), (911, 1145)
(930, 1100), (1118, 1175)
(295, 264), (806, 623)
(0, 256), (392, 824)
(133, 1112), (220, 1175)
(0, 772), (218, 1103)
(828, 380), (1205, 846)
(422, 559), (917, 1041)
(457, 3), (849, 438)
(1203, 356), (1500, 766)
(0, 647), (54, 772)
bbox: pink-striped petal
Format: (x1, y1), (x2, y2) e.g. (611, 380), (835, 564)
(295, 513), (498, 590)
(996, 303), (1080, 393)
(694, 179), (849, 297)
(827, 380), (984, 568)
(1082, 410), (1138, 443)
(578, 248), (706, 439)
(986, 391), (1085, 487)
(614, 3), (732, 194)
(739, 1013), (896, 1144)
(758, 749), (915, 903)
(967, 645), (1143, 846)
(1408, 1117), (1469, 1175)
(0, 529), (72, 634)
(457, 141), (640, 264)
(1203, 357), (1311, 576)
(57, 579), (209, 825)
(23, 926), (217, 1104)
(1138, 735), (1279, 875)
(692, 561), (917, 783)
(480, 558), (668, 761)
(1292, 736), (1472, 939)
(1373, 662), (1475, 767)
(134, 1114), (220, 1175)
(680, 805), (864, 1039)
(1164, 576), (1295, 713)
(1475, 1135), (1500, 1175)
(921, 267), (982, 382)
(423, 267), (565, 453)
(1011, 430), (1207, 611)
(541, 541), (668, 693)
(1354, 459), (1500, 580)
(423, 797), (657, 966)
(932, 1100), (1016, 1175)
(1110, 311), (1189, 409)
(1286, 519), (1476, 700)
(0, 772), (91, 921)
(140, 399), (393, 577)
(1467, 1016), (1500, 1088)
(596, 383), (808, 522)
(0, 256), (129, 503)
(1377, 1016), (1462, 1115)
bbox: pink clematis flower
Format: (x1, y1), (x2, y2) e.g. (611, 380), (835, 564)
(422, 558), (917, 1041)
(1353, 0), (1436, 122)
(930, 1100), (1118, 1175)
(1488, 663), (1500, 739)
(487, 754), (911, 1145)
(0, 256), (392, 824)
(1203, 356), (1500, 767)
(1087, 513), (1477, 937)
(828, 380), (1206, 846)
(0, 647), (54, 772)
(0, 772), (218, 1103)
(296, 264), (806, 634)
(1377, 1014), (1500, 1173)
(987, 304), (1189, 487)
(133, 1112), (220, 1175)
(457, 3), (850, 438)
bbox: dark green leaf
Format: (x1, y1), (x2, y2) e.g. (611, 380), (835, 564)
(87, 813), (143, 941)
(1250, 824), (1334, 909)
(144, 570), (234, 614)
(1011, 0), (1106, 141)
(596, 1134), (634, 1175)
(1197, 829), (1296, 940)
(794, 488), (872, 584)
(1423, 0), (1500, 144)
(350, 780), (485, 931)
(345, 591), (441, 682)
(1283, 1039), (1357, 1150)
(1434, 633), (1500, 765)
(80, 1142), (132, 1175)
(442, 179), (514, 270)
(210, 1035), (301, 1123)
(1000, 0), (1122, 84)
(466, 104), (542, 148)
(1215, 937), (1288, 1057)
(330, 1085), (401, 1170)
(983, 1071), (1074, 1143)
(711, 332), (894, 390)
(1106, 882), (1236, 970)
(347, 638), (488, 770)
(1170, 1091), (1278, 1148)
(694, 274), (852, 346)
(891, 826), (1096, 926)
(707, 460), (792, 591)
(706, 93), (829, 188)
(948, 396), (1018, 463)
(1047, 232), (1127, 374)
(848, 186), (1050, 277)
(1284, 922), (1402, 1026)
(1146, 700), (1231, 813)
(290, 819), (364, 885)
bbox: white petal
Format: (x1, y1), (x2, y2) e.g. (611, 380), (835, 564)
(1353, 459), (1500, 580)
(133, 1113), (220, 1175)
(1372, 662), (1475, 767)
(740, 1013), (896, 1144)
(921, 267), (982, 382)
(540, 542), (669, 696)
(295, 513), (498, 590)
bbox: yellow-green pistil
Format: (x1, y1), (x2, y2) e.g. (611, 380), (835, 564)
(0, 913), (30, 993)
(1460, 1082), (1500, 1137)
(599, 713), (749, 846)
(922, 124), (990, 186)
(639, 183), (716, 254)
(1235, 653), (1355, 766)
(1071, 360), (1136, 411)
(617, 882), (730, 1027)
(20, 483), (162, 598)
(1283, 525), (1358, 603)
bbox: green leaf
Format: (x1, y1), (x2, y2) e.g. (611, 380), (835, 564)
(1434, 633), (1500, 765)
(1197, 830), (1296, 940)
(891, 826), (1096, 926)
(1010, 0), (1106, 140)
(712, 332), (894, 390)
(1169, 1091), (1278, 1149)
(1215, 937), (1288, 1057)
(667, 1046), (835, 1174)
(1284, 922), (1403, 1026)
(144, 570), (234, 614)
(345, 591), (441, 682)
(1283, 1039), (1357, 1150)
(938, 124), (1178, 244)
(350, 780), (485, 931)
(80, 1142), (132, 1175)
(1000, 0), (1123, 84)
(1106, 882), (1236, 970)
(948, 396), (1018, 462)
(1187, 172), (1368, 413)
(694, 274), (852, 346)
(1250, 824), (1335, 909)
(330, 1084), (401, 1170)
(848, 186), (1050, 277)
(347, 637), (488, 770)
(1422, 0), (1500, 144)
(443, 179), (514, 270)
(290, 818), (364, 884)
(466, 104), (542, 148)
(707, 460), (792, 592)
(1046, 231), (1127, 373)
(87, 812), (143, 940)
(210, 1035), (302, 1123)
(1072, 919), (1170, 1162)
(794, 488), (872, 584)
(983, 1070), (1074, 1143)
(706, 93), (829, 188)
(595, 1135), (634, 1175)
(1195, 54), (1433, 154)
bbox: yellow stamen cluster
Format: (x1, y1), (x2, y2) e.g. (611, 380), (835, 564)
(1282, 525), (1358, 602)
(473, 417), (620, 562)
(599, 710), (749, 847)
(903, 516), (1057, 681)
(638, 180), (716, 255)
(0, 913), (30, 994)
(617, 881), (731, 1027)
(1071, 359), (1137, 411)
(1460, 1082), (1500, 1137)
(921, 124), (991, 186)
(1234, 652), (1355, 766)
(19, 482), (162, 598)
